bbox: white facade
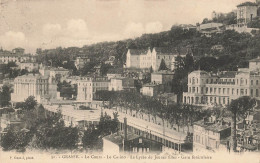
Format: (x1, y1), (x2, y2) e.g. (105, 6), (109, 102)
(77, 77), (109, 102)
(11, 74), (57, 102)
(18, 62), (39, 72)
(183, 58), (260, 106)
(126, 47), (188, 71)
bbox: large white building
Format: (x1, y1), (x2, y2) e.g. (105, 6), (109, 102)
(126, 47), (189, 71)
(77, 76), (109, 102)
(183, 57), (260, 106)
(11, 74), (57, 102)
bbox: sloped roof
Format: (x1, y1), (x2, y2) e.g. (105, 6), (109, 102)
(128, 49), (149, 55)
(103, 132), (140, 145)
(200, 23), (224, 30)
(153, 47), (178, 55)
(218, 71), (237, 78)
(249, 57), (260, 62)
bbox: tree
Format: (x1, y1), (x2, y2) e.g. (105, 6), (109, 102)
(23, 96), (37, 111)
(1, 129), (16, 151)
(158, 59), (168, 71)
(228, 96), (256, 152)
(0, 85), (12, 107)
(33, 113), (79, 150)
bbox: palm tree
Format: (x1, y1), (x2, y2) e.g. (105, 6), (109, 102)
(228, 96), (256, 152)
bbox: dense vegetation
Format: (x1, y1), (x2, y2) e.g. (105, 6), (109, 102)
(35, 26), (260, 72)
(1, 96), (119, 152)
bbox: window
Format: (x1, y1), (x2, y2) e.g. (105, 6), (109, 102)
(256, 89), (259, 97)
(223, 88), (225, 94)
(251, 89), (253, 96)
(251, 80), (253, 85)
(257, 80), (259, 85)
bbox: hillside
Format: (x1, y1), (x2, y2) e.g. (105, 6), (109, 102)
(36, 25), (260, 72)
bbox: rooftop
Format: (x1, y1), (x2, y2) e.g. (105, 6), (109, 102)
(237, 2), (258, 7)
(194, 117), (231, 133)
(128, 49), (149, 55)
(199, 23), (224, 30)
(103, 131), (140, 145)
(16, 73), (49, 80)
(249, 57), (260, 62)
(218, 71), (237, 78)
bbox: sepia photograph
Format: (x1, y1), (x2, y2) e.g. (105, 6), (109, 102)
(0, 0), (260, 162)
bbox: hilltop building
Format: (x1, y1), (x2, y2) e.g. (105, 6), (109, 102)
(237, 2), (258, 27)
(11, 74), (57, 102)
(0, 48), (36, 64)
(125, 47), (189, 71)
(183, 57), (260, 106)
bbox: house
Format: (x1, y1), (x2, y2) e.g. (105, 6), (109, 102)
(140, 83), (164, 97)
(39, 65), (70, 81)
(109, 77), (135, 91)
(18, 62), (39, 72)
(106, 68), (123, 80)
(193, 116), (231, 153)
(151, 70), (174, 92)
(237, 2), (258, 27)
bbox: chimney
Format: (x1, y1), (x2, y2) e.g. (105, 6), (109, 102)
(124, 117), (127, 141)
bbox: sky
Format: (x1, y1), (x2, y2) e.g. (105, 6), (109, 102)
(0, 0), (254, 53)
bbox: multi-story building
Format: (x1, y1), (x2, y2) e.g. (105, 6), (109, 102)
(77, 76), (109, 102)
(151, 71), (174, 92)
(0, 48), (36, 64)
(11, 74), (57, 102)
(109, 77), (135, 91)
(126, 47), (189, 71)
(18, 62), (39, 72)
(39, 65), (70, 81)
(193, 116), (231, 153)
(183, 57), (260, 106)
(237, 2), (258, 27)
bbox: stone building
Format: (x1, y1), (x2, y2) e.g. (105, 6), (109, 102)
(11, 73), (57, 102)
(126, 47), (189, 71)
(237, 2), (258, 27)
(183, 57), (260, 106)
(77, 76), (109, 102)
